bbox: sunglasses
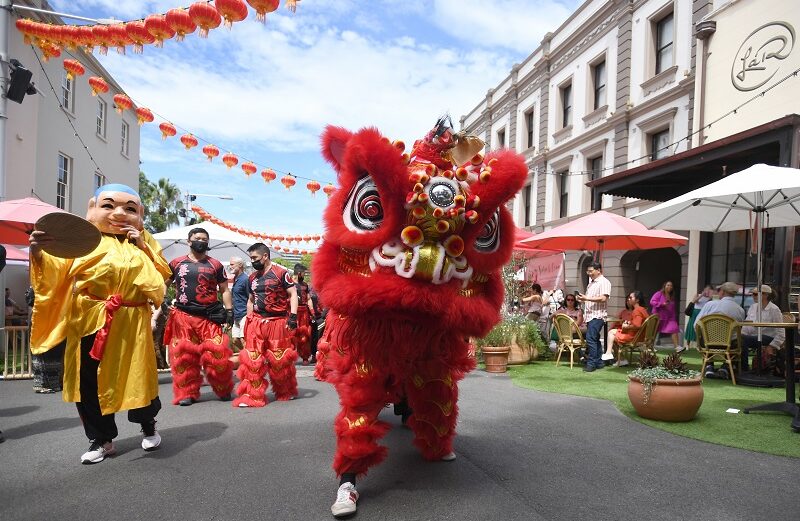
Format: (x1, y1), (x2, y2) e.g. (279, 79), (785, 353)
(565, 297), (575, 301)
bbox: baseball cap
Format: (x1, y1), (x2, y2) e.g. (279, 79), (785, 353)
(750, 284), (772, 295)
(716, 282), (739, 294)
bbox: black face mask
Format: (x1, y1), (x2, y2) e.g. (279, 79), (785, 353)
(251, 260), (265, 271)
(190, 240), (209, 253)
(296, 274), (304, 281)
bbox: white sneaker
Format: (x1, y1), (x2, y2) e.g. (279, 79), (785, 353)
(441, 451), (457, 461)
(142, 431), (161, 451)
(601, 352), (615, 361)
(675, 345), (687, 354)
(331, 482), (358, 517)
(80, 440), (116, 464)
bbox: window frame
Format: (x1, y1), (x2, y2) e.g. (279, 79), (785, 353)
(121, 120), (130, 156)
(93, 171), (106, 192)
(61, 72), (74, 113)
(649, 128), (671, 162)
(654, 10), (675, 75)
(558, 171), (569, 219)
(96, 98), (107, 139)
(524, 107), (535, 150)
(560, 82), (572, 129)
(522, 183), (532, 227)
(57, 153), (71, 210)
(589, 155), (603, 211)
(496, 127), (506, 149)
(592, 60), (607, 111)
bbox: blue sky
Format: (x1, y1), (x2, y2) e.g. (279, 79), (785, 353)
(50, 0), (581, 236)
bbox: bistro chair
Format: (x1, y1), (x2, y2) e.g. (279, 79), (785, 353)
(552, 314), (586, 369)
(695, 313), (742, 385)
(615, 314), (660, 366)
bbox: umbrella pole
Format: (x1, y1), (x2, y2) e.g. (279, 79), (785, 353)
(756, 193), (763, 342)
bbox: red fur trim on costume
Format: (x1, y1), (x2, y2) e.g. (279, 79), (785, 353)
(332, 412), (392, 476)
(200, 340), (234, 397)
(170, 339), (203, 403)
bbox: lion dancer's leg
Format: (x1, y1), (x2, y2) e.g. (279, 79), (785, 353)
(404, 341), (476, 461)
(164, 309), (203, 405)
(232, 316), (270, 408)
(314, 312), (338, 383)
(198, 321), (234, 400)
(295, 306), (312, 364)
(265, 317), (299, 401)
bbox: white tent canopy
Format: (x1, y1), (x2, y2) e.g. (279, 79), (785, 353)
(153, 221), (258, 264)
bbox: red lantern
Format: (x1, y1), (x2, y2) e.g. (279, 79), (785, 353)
(107, 23), (132, 54)
(40, 42), (61, 62)
(62, 25), (82, 49)
(247, 0), (280, 22)
(15, 19), (34, 45)
(62, 59), (85, 81)
(88, 76), (109, 96)
(261, 168), (276, 183)
(306, 180), (321, 196)
(92, 24), (112, 55)
(76, 25), (95, 52)
(322, 183), (336, 197)
(166, 8), (197, 41)
(241, 162), (257, 176)
(203, 144), (220, 161)
(145, 14), (176, 47)
(159, 122), (177, 140)
(215, 0), (248, 28)
(180, 134), (199, 150)
(126, 21), (155, 54)
(280, 174), (296, 190)
(113, 93), (132, 113)
(222, 152), (239, 169)
(189, 2), (222, 38)
(135, 107), (155, 126)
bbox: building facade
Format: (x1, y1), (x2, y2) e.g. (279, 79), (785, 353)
(461, 0), (701, 322)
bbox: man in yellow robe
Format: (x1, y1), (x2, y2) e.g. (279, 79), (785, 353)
(29, 184), (171, 464)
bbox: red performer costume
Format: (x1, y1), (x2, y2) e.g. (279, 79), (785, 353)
(233, 243), (299, 407)
(315, 117), (526, 517)
(163, 228), (235, 406)
(292, 264), (316, 365)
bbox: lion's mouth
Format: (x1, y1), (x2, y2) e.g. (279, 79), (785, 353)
(368, 239), (473, 287)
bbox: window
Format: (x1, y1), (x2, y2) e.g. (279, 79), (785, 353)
(524, 108), (535, 149)
(560, 83), (572, 128)
(558, 172), (569, 218)
(523, 183), (532, 227)
(649, 129), (670, 161)
(592, 60), (607, 110)
(57, 153), (71, 210)
(61, 72), (73, 112)
(96, 99), (107, 138)
(655, 12), (674, 74)
(94, 172), (105, 192)
(121, 121), (129, 156)
(589, 156), (603, 211)
(496, 128), (505, 149)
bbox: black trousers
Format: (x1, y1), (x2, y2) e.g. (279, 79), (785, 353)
(76, 333), (161, 443)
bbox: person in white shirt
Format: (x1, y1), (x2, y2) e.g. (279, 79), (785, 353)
(696, 281), (745, 378)
(740, 285), (784, 373)
(576, 261), (611, 372)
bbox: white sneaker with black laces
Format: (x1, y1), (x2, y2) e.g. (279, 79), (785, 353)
(141, 421), (161, 451)
(81, 440), (116, 464)
(331, 482), (358, 517)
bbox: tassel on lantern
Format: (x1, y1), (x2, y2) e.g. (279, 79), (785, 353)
(285, 0), (300, 13)
(247, 0), (280, 22)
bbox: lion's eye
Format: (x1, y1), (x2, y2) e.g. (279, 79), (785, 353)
(343, 176), (383, 232)
(428, 181), (456, 208)
(475, 210), (500, 253)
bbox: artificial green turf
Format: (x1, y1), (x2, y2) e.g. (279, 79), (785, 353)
(507, 349), (800, 458)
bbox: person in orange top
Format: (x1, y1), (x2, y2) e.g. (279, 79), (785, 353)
(605, 290), (649, 367)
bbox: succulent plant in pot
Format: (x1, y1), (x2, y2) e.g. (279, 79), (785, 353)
(627, 351), (703, 422)
(475, 318), (516, 373)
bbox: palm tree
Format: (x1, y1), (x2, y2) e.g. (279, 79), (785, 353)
(139, 172), (183, 233)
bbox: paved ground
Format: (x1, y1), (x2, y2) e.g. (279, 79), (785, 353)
(1, 366), (798, 520)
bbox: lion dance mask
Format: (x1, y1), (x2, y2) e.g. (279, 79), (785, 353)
(313, 118), (526, 478)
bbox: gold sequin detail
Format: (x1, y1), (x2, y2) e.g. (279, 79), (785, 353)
(345, 416), (367, 429)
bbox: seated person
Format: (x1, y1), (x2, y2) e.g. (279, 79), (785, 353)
(555, 294), (585, 333)
(603, 290), (649, 366)
(696, 281), (745, 378)
(740, 285), (784, 374)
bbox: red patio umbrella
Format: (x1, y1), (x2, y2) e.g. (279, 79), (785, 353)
(519, 210), (686, 261)
(0, 197), (65, 245)
(513, 226), (562, 256)
(3, 244), (29, 262)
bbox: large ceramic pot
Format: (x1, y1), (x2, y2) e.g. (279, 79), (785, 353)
(507, 339), (532, 365)
(482, 345), (511, 373)
(627, 377), (704, 422)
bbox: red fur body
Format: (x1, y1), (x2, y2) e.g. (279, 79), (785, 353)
(294, 306), (313, 362)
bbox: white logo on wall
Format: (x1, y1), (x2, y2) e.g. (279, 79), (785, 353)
(731, 22), (795, 92)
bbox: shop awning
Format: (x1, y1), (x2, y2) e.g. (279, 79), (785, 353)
(587, 114), (800, 202)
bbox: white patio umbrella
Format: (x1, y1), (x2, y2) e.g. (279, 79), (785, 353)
(153, 221), (259, 264)
(633, 163), (800, 324)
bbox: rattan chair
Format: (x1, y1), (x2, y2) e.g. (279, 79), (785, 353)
(615, 314), (660, 365)
(552, 314), (586, 369)
(695, 313), (742, 385)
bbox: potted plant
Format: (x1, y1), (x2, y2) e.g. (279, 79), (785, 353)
(476, 319), (515, 373)
(627, 351), (703, 422)
(505, 315), (546, 365)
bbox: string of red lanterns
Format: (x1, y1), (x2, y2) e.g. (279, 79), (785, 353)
(192, 205), (321, 255)
(15, 1), (300, 57)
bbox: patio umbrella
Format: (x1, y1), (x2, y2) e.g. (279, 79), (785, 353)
(2, 244), (29, 265)
(153, 221), (263, 263)
(0, 197), (65, 245)
(513, 227), (563, 256)
(632, 163), (800, 324)
(519, 210), (687, 261)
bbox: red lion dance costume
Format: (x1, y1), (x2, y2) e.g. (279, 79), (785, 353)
(313, 118), (526, 517)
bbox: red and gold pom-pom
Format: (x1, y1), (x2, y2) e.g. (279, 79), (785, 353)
(401, 226), (423, 248)
(443, 235), (465, 257)
(436, 220), (450, 233)
(465, 210), (479, 224)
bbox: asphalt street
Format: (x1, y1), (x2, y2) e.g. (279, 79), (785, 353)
(1, 366), (798, 521)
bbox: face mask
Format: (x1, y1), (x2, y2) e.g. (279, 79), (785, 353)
(190, 240), (209, 253)
(297, 274), (304, 281)
(251, 260), (265, 271)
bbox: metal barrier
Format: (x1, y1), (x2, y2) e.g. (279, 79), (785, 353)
(2, 326), (32, 379)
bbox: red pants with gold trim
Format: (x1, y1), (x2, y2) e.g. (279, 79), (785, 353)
(294, 306), (313, 363)
(164, 308), (234, 404)
(325, 317), (476, 477)
(313, 312), (339, 382)
(232, 314), (298, 407)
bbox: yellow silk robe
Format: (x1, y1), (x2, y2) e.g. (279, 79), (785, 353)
(30, 231), (171, 415)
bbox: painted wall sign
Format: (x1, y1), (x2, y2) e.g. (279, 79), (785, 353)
(731, 21), (795, 92)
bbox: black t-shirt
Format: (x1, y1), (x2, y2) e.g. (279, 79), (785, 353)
(249, 264), (292, 316)
(170, 255), (226, 309)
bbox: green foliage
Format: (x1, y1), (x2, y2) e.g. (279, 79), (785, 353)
(139, 171), (184, 233)
(476, 315), (547, 358)
(476, 318), (516, 348)
(628, 351), (700, 404)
